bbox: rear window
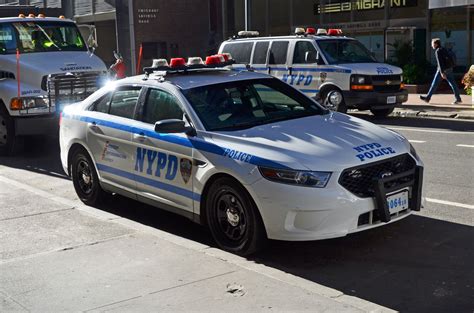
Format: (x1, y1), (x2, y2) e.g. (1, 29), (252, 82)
(269, 41), (289, 65)
(221, 42), (253, 64)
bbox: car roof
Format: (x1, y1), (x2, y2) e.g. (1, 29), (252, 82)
(224, 35), (355, 42)
(118, 69), (274, 90)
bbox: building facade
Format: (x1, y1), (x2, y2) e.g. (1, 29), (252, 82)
(1, 0), (472, 77)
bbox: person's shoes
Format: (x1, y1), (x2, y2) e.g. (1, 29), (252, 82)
(452, 100), (462, 105)
(419, 95), (430, 103)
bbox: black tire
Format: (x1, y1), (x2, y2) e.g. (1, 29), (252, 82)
(71, 148), (107, 206)
(370, 107), (395, 118)
(322, 89), (348, 113)
(0, 107), (23, 156)
(205, 177), (266, 256)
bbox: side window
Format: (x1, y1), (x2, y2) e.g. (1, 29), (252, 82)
(92, 93), (112, 113)
(109, 88), (141, 119)
(269, 41), (289, 65)
(221, 42), (253, 64)
(293, 41), (317, 64)
(252, 41), (269, 64)
(0, 23), (17, 54)
(143, 89), (184, 124)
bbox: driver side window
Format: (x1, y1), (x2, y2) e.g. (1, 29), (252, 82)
(143, 89), (184, 124)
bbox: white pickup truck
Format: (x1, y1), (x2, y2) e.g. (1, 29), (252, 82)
(0, 15), (107, 155)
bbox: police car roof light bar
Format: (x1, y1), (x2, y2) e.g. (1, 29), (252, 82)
(327, 29), (343, 36)
(170, 58), (186, 68)
(316, 28), (328, 35)
(306, 27), (316, 35)
(143, 58), (235, 76)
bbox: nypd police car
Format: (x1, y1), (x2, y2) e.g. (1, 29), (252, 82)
(59, 55), (423, 255)
(218, 28), (409, 117)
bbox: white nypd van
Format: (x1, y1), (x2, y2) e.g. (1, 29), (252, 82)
(60, 56), (423, 256)
(0, 15), (107, 155)
(218, 28), (408, 117)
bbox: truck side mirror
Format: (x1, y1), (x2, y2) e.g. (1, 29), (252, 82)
(304, 51), (317, 63)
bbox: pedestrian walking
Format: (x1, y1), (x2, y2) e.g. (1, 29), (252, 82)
(109, 51), (126, 79)
(420, 38), (462, 104)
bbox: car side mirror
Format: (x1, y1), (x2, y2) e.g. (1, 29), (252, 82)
(304, 51), (317, 63)
(154, 119), (195, 136)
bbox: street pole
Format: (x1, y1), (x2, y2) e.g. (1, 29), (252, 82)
(245, 0), (250, 31)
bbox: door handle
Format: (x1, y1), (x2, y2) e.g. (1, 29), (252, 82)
(133, 132), (147, 141)
(88, 121), (99, 131)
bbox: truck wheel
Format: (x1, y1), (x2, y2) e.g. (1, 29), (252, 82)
(205, 177), (266, 256)
(0, 108), (23, 156)
(322, 89), (347, 113)
(71, 148), (107, 206)
(370, 107), (394, 118)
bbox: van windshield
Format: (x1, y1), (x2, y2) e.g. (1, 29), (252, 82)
(0, 21), (86, 54)
(317, 39), (377, 64)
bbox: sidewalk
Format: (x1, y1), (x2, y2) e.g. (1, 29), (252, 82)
(0, 175), (392, 312)
(394, 93), (474, 120)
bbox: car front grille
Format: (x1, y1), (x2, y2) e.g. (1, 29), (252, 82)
(339, 154), (417, 198)
(47, 71), (104, 110)
(371, 74), (402, 93)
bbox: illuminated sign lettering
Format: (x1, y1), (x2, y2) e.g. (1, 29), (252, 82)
(315, 0), (417, 14)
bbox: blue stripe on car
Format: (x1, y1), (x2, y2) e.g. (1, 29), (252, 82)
(96, 163), (201, 201)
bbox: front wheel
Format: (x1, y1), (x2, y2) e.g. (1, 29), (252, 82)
(322, 89), (348, 113)
(370, 107), (395, 118)
(0, 108), (23, 156)
(71, 148), (107, 206)
(206, 177), (266, 256)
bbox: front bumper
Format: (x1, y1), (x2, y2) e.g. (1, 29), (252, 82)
(13, 114), (59, 136)
(343, 89), (408, 109)
(247, 164), (423, 241)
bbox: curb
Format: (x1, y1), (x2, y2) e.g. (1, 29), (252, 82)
(393, 109), (474, 120)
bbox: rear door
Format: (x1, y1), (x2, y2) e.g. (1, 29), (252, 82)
(131, 87), (195, 215)
(268, 40), (290, 85)
(85, 86), (142, 194)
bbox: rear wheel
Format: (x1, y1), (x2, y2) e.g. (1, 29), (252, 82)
(205, 177), (266, 256)
(322, 89), (347, 113)
(370, 107), (394, 118)
(71, 148), (107, 206)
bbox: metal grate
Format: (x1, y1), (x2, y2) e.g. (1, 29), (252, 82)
(47, 71), (103, 111)
(339, 154), (417, 198)
(372, 75), (402, 93)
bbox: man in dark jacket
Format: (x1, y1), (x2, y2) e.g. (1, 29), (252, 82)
(420, 38), (462, 104)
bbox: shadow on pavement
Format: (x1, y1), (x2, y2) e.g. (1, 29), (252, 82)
(351, 114), (474, 132)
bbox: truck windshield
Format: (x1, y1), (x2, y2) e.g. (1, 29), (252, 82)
(0, 21), (86, 54)
(317, 39), (377, 64)
(182, 78), (326, 131)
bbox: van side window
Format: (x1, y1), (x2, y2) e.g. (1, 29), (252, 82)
(252, 41), (269, 64)
(269, 41), (289, 64)
(293, 41), (317, 64)
(221, 42), (253, 64)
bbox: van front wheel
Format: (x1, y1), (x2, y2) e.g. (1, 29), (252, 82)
(322, 89), (347, 113)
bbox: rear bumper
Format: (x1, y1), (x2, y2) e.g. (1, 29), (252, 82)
(14, 114), (58, 136)
(343, 89), (408, 109)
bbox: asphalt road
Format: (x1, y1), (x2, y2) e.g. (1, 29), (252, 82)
(0, 116), (473, 312)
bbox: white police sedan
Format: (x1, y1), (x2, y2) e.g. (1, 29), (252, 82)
(60, 56), (424, 255)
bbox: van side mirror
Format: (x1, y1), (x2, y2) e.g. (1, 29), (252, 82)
(304, 51), (317, 63)
(316, 52), (325, 65)
(154, 119), (195, 136)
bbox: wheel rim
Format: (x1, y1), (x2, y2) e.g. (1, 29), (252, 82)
(76, 159), (94, 195)
(213, 189), (248, 244)
(325, 90), (343, 111)
(0, 115), (7, 146)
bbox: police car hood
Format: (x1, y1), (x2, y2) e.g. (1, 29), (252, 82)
(342, 63), (402, 76)
(209, 112), (408, 171)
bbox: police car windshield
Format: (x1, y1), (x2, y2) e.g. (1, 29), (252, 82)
(318, 39), (377, 64)
(182, 78), (326, 131)
(0, 21), (86, 54)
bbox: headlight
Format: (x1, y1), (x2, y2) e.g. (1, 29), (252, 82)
(350, 74), (371, 85)
(409, 143), (420, 161)
(258, 167), (331, 188)
(10, 97), (49, 110)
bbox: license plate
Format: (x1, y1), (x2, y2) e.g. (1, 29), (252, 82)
(386, 190), (409, 214)
(387, 96), (396, 104)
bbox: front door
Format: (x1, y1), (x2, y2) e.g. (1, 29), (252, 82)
(131, 87), (195, 214)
